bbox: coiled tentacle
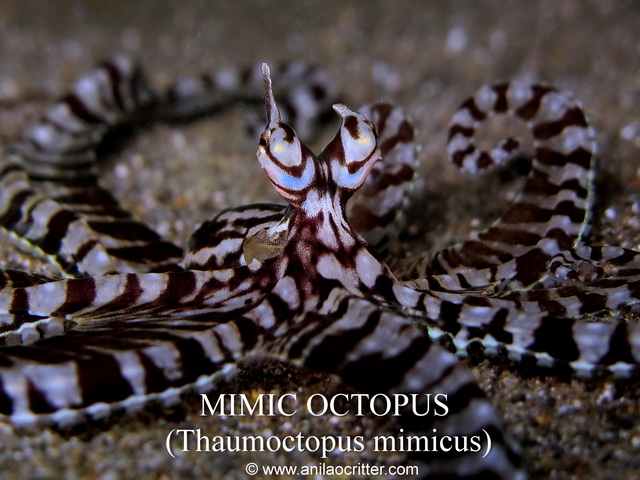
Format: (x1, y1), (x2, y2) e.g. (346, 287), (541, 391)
(1, 56), (640, 480)
(393, 82), (595, 291)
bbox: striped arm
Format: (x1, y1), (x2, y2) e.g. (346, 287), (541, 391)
(0, 319), (262, 428)
(0, 163), (179, 277)
(183, 103), (418, 270)
(184, 204), (286, 270)
(393, 82), (595, 290)
(348, 103), (418, 253)
(266, 294), (525, 479)
(157, 61), (337, 140)
(2, 56), (183, 276)
(0, 269), (59, 289)
(547, 245), (640, 286)
(388, 281), (640, 378)
(2, 57), (340, 278)
(13, 55), (156, 184)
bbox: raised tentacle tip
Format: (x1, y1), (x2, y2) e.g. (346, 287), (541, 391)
(262, 63), (280, 124)
(332, 103), (355, 119)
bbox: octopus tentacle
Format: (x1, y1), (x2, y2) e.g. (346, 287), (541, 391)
(0, 320), (262, 428)
(0, 63), (529, 480)
(184, 203), (286, 270)
(347, 103), (418, 253)
(0, 57), (340, 277)
(185, 102), (418, 270)
(1, 54), (640, 480)
(156, 61), (337, 140)
(1, 56), (181, 276)
(250, 72), (524, 476)
(265, 294), (525, 479)
(394, 82), (595, 290)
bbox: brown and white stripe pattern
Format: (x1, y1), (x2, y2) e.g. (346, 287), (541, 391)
(267, 294), (524, 479)
(0, 57), (339, 277)
(157, 60), (337, 142)
(1, 56), (181, 276)
(0, 56), (639, 479)
(348, 103), (417, 252)
(183, 102), (418, 270)
(394, 82), (595, 290)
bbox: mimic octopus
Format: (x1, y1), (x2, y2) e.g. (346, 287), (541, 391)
(0, 56), (639, 479)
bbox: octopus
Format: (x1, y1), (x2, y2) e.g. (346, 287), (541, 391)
(0, 56), (639, 479)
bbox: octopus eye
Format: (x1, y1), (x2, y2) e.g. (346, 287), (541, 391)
(334, 104), (377, 165)
(258, 64), (303, 168)
(258, 63), (316, 204)
(329, 104), (380, 191)
(266, 124), (302, 167)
